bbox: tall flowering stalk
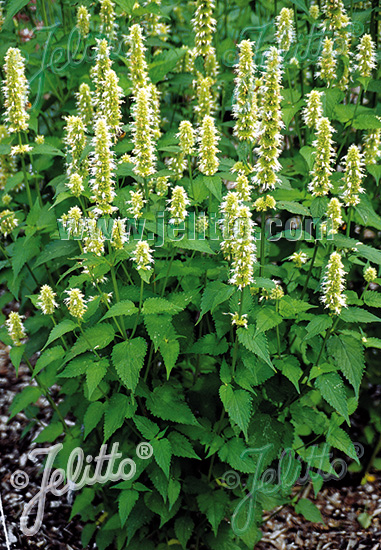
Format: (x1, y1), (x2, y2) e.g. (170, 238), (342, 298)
(233, 40), (258, 142)
(363, 130), (381, 165)
(275, 8), (295, 52)
(98, 68), (123, 131)
(309, 117), (336, 196)
(2, 47), (29, 133)
(192, 0), (216, 57)
(132, 240), (154, 271)
(91, 39), (112, 110)
(76, 83), (94, 125)
(322, 0), (349, 31)
(76, 5), (90, 37)
(252, 47), (284, 191)
(326, 197), (343, 235)
(64, 289), (87, 320)
(90, 118), (116, 214)
(321, 251), (347, 315)
(131, 86), (157, 180)
(198, 115), (220, 176)
(99, 0), (118, 40)
(37, 285), (58, 315)
(6, 311), (26, 346)
(303, 90), (323, 129)
(340, 144), (364, 206)
(167, 186), (190, 224)
(229, 204), (256, 290)
(316, 38), (337, 86)
(148, 83), (161, 140)
(355, 34), (376, 77)
(126, 24), (149, 90)
(194, 75), (215, 123)
(178, 121), (195, 157)
(64, 116), (87, 177)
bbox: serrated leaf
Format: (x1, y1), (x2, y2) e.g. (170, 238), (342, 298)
(33, 346), (64, 377)
(340, 306), (381, 323)
(142, 297), (182, 315)
(100, 300), (138, 321)
(303, 315), (333, 341)
(256, 306), (282, 333)
(237, 326), (274, 369)
(34, 422), (63, 443)
(119, 490), (139, 527)
(84, 401), (106, 439)
(112, 337), (148, 391)
(203, 175), (222, 201)
(327, 335), (365, 396)
(219, 385), (252, 439)
(315, 372), (349, 424)
(168, 432), (200, 460)
(197, 490), (229, 536)
(59, 354), (92, 378)
(277, 200), (310, 216)
(146, 384), (198, 425)
(168, 478), (181, 510)
(363, 291), (381, 308)
(279, 296), (315, 318)
(275, 356), (303, 392)
(104, 394), (137, 441)
(190, 333), (229, 355)
(9, 345), (25, 376)
(175, 516), (194, 549)
(160, 338), (180, 378)
(134, 415), (159, 440)
(241, 352), (275, 386)
(200, 281), (235, 320)
(295, 499), (324, 524)
(327, 422), (359, 462)
(151, 438), (172, 478)
(65, 324), (115, 362)
(86, 358), (108, 398)
(43, 319), (78, 349)
(9, 386), (42, 418)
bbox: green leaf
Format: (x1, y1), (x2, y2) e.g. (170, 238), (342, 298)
(275, 356), (303, 392)
(146, 384), (198, 425)
(151, 438), (172, 478)
(59, 354), (92, 378)
(118, 490), (139, 527)
(104, 394), (137, 441)
(353, 114), (381, 130)
(168, 478), (181, 510)
(65, 324), (115, 362)
(241, 352), (275, 386)
(84, 401), (106, 439)
(168, 432), (200, 459)
(9, 344), (25, 375)
(86, 358), (108, 398)
(175, 516), (194, 549)
(256, 306), (282, 333)
(327, 422), (359, 462)
(197, 490), (229, 536)
(190, 333), (229, 355)
(237, 326), (274, 369)
(159, 338), (180, 378)
(315, 373), (349, 424)
(133, 416), (160, 440)
(277, 200), (310, 216)
(367, 164), (381, 184)
(327, 335), (365, 396)
(303, 316), (333, 341)
(363, 291), (381, 308)
(9, 386), (42, 418)
(34, 422), (63, 443)
(142, 297), (182, 315)
(100, 300), (138, 321)
(149, 48), (186, 83)
(3, 0), (31, 28)
(34, 241), (78, 268)
(200, 281), (235, 321)
(33, 346), (64, 377)
(279, 296), (315, 318)
(112, 337), (148, 392)
(32, 144), (65, 157)
(43, 319), (78, 349)
(340, 306), (381, 323)
(219, 385), (252, 439)
(294, 499), (324, 524)
(203, 175), (222, 201)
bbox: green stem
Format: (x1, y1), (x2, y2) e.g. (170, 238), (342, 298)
(188, 155), (195, 201)
(346, 207), (352, 237)
(130, 278), (144, 339)
(51, 316), (68, 351)
(160, 248), (175, 297)
(110, 261), (127, 339)
(360, 282), (370, 302)
(259, 212), (266, 277)
(18, 133), (33, 208)
(276, 299), (281, 358)
(231, 289), (244, 375)
(300, 241), (318, 300)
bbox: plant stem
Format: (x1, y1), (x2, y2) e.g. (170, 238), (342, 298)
(231, 289), (244, 375)
(110, 260), (127, 339)
(259, 212), (266, 277)
(160, 248), (175, 297)
(18, 133), (33, 208)
(276, 298), (281, 358)
(130, 278), (144, 339)
(300, 241), (318, 300)
(346, 207), (352, 237)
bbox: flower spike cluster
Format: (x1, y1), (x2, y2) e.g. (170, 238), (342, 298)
(355, 34), (376, 78)
(309, 117), (336, 196)
(91, 39), (112, 109)
(321, 251), (347, 315)
(252, 47), (284, 191)
(275, 8), (295, 52)
(340, 144), (364, 206)
(2, 47), (30, 133)
(6, 311), (26, 346)
(232, 40), (258, 142)
(64, 115), (87, 177)
(316, 38), (337, 86)
(0, 209), (17, 236)
(167, 186), (190, 224)
(322, 0), (349, 31)
(64, 289), (87, 320)
(98, 68), (123, 130)
(363, 129), (381, 165)
(326, 197), (343, 235)
(111, 218), (128, 250)
(77, 5), (90, 37)
(178, 121), (195, 156)
(90, 117), (116, 214)
(126, 24), (149, 90)
(198, 115), (220, 176)
(131, 86), (157, 178)
(192, 0), (217, 57)
(76, 83), (94, 126)
(303, 90), (324, 129)
(37, 285), (58, 315)
(99, 0), (118, 40)
(132, 240), (154, 271)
